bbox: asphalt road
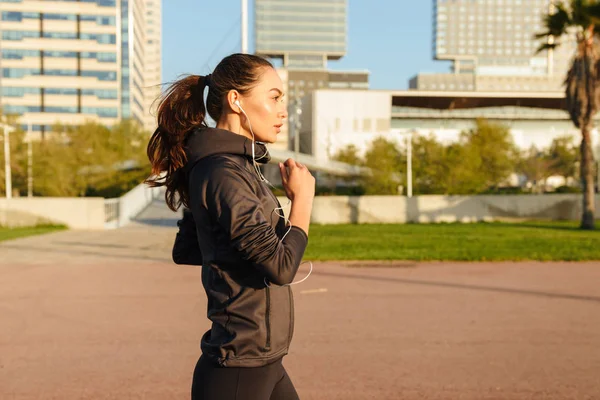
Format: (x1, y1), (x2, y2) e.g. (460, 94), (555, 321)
(1, 200), (599, 399)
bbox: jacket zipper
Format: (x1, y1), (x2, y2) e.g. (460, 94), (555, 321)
(265, 286), (272, 351)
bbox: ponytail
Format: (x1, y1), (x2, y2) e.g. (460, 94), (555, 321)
(145, 74), (210, 211)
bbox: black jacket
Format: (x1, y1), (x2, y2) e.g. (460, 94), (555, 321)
(172, 208), (203, 266)
(175, 127), (308, 367)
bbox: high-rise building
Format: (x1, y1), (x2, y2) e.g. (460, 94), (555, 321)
(0, 0), (161, 137)
(254, 0), (369, 152)
(411, 0), (575, 92)
(255, 0), (347, 70)
(141, 0), (161, 132)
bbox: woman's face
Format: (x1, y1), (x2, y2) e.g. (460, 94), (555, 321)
(238, 67), (288, 144)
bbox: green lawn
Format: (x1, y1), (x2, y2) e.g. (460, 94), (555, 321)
(304, 221), (600, 261)
(0, 225), (67, 242)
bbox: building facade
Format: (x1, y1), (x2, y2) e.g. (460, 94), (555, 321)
(255, 0), (347, 69)
(0, 0), (161, 137)
(301, 89), (595, 163)
(411, 0), (575, 92)
(276, 68), (369, 152)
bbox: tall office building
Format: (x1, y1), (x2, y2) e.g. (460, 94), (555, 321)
(0, 0), (161, 137)
(254, 0), (370, 152)
(141, 0), (161, 132)
(255, 0), (347, 69)
(411, 0), (574, 92)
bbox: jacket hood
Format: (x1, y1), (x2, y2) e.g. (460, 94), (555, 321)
(184, 127), (271, 173)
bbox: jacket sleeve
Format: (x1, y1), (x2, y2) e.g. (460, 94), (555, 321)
(172, 208), (203, 266)
(206, 163), (308, 285)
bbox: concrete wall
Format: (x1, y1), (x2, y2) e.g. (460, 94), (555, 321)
(0, 197), (105, 229)
(404, 194), (589, 223)
(1, 194), (596, 230)
(276, 194), (600, 224)
(0, 182), (161, 230)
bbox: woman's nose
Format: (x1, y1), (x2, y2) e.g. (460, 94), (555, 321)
(279, 107), (288, 120)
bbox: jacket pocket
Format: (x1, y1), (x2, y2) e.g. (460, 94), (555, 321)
(265, 286), (272, 351)
(288, 287), (294, 347)
(267, 285), (293, 354)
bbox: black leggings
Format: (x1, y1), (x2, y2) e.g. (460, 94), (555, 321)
(191, 355), (300, 400)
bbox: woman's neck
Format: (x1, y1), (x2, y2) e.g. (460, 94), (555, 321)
(216, 113), (252, 140)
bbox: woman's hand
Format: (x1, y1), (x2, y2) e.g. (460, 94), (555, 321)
(279, 158), (315, 202)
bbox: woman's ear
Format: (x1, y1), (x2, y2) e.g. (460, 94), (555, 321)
(226, 90), (242, 113)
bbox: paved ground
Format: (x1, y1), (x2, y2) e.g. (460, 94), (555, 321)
(1, 199), (600, 399)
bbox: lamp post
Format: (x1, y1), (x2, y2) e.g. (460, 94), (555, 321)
(241, 0), (248, 53)
(2, 122), (17, 199)
(294, 97), (302, 158)
(27, 122), (33, 197)
(406, 133), (413, 198)
(390, 130), (415, 197)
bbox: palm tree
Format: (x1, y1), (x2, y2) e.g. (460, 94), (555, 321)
(537, 0), (600, 229)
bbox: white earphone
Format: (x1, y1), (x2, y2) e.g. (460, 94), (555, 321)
(233, 98), (313, 287)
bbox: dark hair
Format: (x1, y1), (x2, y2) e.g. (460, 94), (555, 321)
(145, 53), (273, 211)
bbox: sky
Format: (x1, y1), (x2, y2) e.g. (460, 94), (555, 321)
(162, 0), (453, 90)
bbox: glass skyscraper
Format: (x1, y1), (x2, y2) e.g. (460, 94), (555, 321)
(411, 0), (575, 92)
(0, 0), (161, 136)
(255, 0), (347, 69)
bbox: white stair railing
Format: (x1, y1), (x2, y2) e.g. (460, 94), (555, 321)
(104, 182), (162, 229)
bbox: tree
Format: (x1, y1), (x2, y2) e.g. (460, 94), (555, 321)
(30, 120), (150, 197)
(411, 134), (449, 194)
(332, 144), (364, 187)
(33, 137), (82, 197)
(547, 135), (580, 180)
(85, 120), (150, 197)
(332, 144), (362, 166)
(441, 119), (517, 194)
(461, 119), (517, 190)
(362, 137), (404, 195)
(443, 141), (487, 194)
(537, 1), (600, 229)
(517, 145), (553, 193)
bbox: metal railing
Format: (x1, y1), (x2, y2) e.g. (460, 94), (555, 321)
(103, 182), (162, 229)
(104, 198), (120, 228)
(391, 106), (572, 120)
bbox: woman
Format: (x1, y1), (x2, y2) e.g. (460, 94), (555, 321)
(146, 53), (315, 400)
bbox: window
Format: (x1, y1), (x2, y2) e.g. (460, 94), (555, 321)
(2, 87), (40, 97)
(362, 119), (372, 132)
(46, 106), (78, 114)
(45, 69), (78, 76)
(376, 119), (390, 132)
(2, 49), (40, 59)
(45, 13), (76, 21)
(3, 68), (41, 78)
(81, 70), (117, 81)
(43, 32), (77, 39)
(82, 107), (118, 117)
(4, 105), (41, 114)
(81, 33), (116, 44)
(1, 11), (39, 21)
(45, 88), (78, 95)
(2, 30), (40, 40)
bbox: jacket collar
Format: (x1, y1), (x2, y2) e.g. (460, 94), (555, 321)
(184, 127), (271, 172)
